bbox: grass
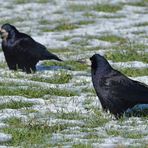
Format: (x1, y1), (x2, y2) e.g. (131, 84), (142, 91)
(61, 36), (73, 41)
(135, 22), (148, 27)
(106, 129), (121, 136)
(112, 42), (148, 51)
(0, 62), (7, 69)
(126, 0), (148, 7)
(70, 34), (126, 46)
(105, 51), (148, 63)
(54, 23), (78, 31)
(81, 88), (96, 94)
(0, 17), (24, 25)
(83, 12), (96, 18)
(83, 108), (109, 128)
(125, 132), (144, 139)
(2, 118), (69, 147)
(99, 35), (126, 43)
(56, 111), (85, 120)
(43, 60), (88, 71)
(36, 0), (49, 3)
(72, 144), (93, 148)
(48, 48), (71, 53)
(106, 129), (145, 139)
(14, 0), (49, 4)
(84, 133), (103, 139)
(68, 4), (90, 12)
(1, 1), (148, 147)
(14, 0), (30, 4)
(0, 101), (34, 110)
(0, 81), (27, 87)
(0, 87), (78, 98)
(71, 38), (89, 46)
(119, 68), (148, 77)
(99, 15), (125, 19)
(30, 72), (72, 84)
(38, 19), (50, 25)
(42, 22), (78, 32)
(0, 72), (27, 80)
(69, 4), (123, 13)
(93, 4), (122, 13)
(76, 20), (95, 25)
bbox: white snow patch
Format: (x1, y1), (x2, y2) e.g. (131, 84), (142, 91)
(0, 96), (45, 105)
(34, 35), (70, 48)
(132, 76), (148, 84)
(0, 133), (11, 142)
(0, 0), (147, 147)
(0, 109), (27, 121)
(0, 52), (5, 62)
(32, 95), (88, 114)
(110, 61), (148, 68)
(0, 123), (8, 129)
(103, 136), (134, 145)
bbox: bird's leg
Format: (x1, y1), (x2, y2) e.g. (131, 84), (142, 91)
(25, 65), (36, 74)
(30, 66), (36, 72)
(7, 63), (17, 70)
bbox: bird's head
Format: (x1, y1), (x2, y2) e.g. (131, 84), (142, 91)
(0, 23), (18, 40)
(90, 54), (112, 74)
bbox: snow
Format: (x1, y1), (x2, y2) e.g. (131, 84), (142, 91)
(0, 0), (147, 147)
(0, 133), (11, 143)
(110, 61), (148, 68)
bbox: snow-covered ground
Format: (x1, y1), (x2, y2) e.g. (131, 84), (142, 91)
(0, 0), (147, 147)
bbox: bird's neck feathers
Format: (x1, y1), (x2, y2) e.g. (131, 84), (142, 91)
(8, 28), (19, 39)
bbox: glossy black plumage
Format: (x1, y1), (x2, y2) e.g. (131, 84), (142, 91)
(0, 24), (62, 73)
(90, 54), (148, 118)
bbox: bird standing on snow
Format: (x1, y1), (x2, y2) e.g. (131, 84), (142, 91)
(0, 23), (62, 73)
(90, 54), (148, 118)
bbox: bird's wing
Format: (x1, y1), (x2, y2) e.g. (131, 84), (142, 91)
(104, 70), (148, 103)
(12, 37), (49, 59)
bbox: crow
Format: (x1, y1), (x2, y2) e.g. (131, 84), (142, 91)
(0, 23), (62, 73)
(90, 54), (148, 118)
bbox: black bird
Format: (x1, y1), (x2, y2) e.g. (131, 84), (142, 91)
(0, 23), (62, 73)
(90, 54), (148, 118)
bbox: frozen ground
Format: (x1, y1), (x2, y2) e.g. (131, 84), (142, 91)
(0, 0), (148, 147)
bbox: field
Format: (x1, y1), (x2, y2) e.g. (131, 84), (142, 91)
(0, 0), (148, 147)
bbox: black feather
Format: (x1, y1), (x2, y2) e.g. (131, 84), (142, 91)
(90, 54), (148, 118)
(0, 23), (62, 73)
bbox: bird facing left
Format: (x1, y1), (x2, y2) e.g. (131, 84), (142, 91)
(90, 54), (148, 119)
(0, 23), (62, 73)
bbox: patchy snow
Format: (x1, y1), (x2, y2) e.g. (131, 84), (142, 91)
(32, 95), (89, 114)
(0, 109), (27, 121)
(0, 0), (147, 147)
(110, 61), (148, 68)
(0, 52), (5, 62)
(0, 133), (11, 143)
(0, 123), (8, 129)
(0, 96), (45, 105)
(34, 35), (70, 48)
(132, 76), (148, 84)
